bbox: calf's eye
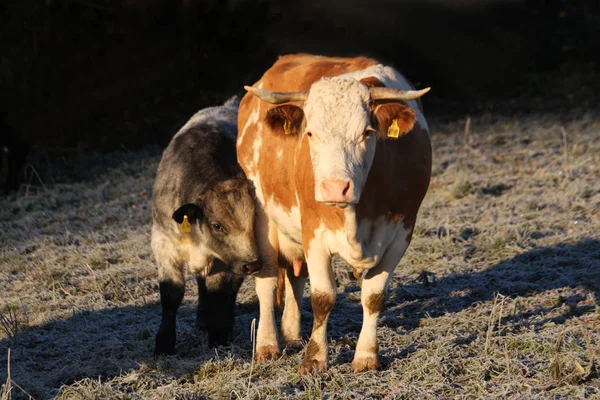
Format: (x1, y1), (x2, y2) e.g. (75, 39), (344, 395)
(212, 223), (223, 232)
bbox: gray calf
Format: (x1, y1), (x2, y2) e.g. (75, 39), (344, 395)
(152, 97), (261, 354)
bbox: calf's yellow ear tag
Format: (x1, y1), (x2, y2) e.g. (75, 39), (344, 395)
(387, 119), (400, 138)
(180, 215), (192, 233)
(283, 120), (294, 135)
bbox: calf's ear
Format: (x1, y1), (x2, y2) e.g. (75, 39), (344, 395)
(172, 203), (203, 224)
(372, 103), (416, 140)
(264, 105), (305, 136)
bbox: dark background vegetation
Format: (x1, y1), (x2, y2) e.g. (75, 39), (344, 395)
(0, 0), (599, 185)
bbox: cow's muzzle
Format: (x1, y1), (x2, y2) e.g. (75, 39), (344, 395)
(317, 179), (355, 206)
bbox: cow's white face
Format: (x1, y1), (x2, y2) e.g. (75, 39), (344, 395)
(303, 78), (376, 205)
(248, 75), (425, 207)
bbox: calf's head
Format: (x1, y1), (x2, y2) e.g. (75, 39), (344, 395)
(172, 178), (261, 275)
(245, 78), (429, 206)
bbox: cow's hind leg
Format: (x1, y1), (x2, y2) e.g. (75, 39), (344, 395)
(299, 245), (334, 375)
(352, 227), (412, 373)
(278, 233), (307, 348)
(281, 262), (307, 347)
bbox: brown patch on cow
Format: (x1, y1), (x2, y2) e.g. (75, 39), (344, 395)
(311, 290), (335, 329)
(351, 351), (380, 373)
(296, 135), (345, 253)
(366, 292), (384, 315)
(372, 102), (416, 140)
(355, 119), (431, 226)
(238, 95), (301, 213)
(274, 251), (292, 311)
(270, 60), (300, 75)
(256, 344), (280, 362)
(236, 92), (258, 173)
(274, 55), (378, 87)
(299, 338), (327, 375)
(253, 54), (379, 93)
(264, 105), (305, 136)
(304, 338), (320, 360)
(359, 76), (385, 88)
(275, 265), (286, 311)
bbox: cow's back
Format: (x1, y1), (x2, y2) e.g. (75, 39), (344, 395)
(254, 54), (379, 92)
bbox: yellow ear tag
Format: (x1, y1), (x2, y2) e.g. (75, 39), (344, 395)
(387, 119), (400, 138)
(180, 215), (191, 233)
(283, 120), (294, 135)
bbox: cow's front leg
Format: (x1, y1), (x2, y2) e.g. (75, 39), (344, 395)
(299, 248), (334, 375)
(255, 262), (280, 360)
(352, 230), (411, 372)
(254, 217), (281, 361)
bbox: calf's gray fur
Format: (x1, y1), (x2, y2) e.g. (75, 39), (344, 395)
(152, 97), (261, 354)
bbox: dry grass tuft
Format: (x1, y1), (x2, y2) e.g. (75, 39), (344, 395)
(0, 308), (21, 346)
(1, 110), (599, 399)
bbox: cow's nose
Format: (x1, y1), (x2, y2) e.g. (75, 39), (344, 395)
(320, 179), (352, 203)
(243, 259), (262, 275)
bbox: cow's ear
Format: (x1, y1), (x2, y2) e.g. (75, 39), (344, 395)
(172, 203), (203, 225)
(264, 105), (305, 136)
(372, 103), (416, 140)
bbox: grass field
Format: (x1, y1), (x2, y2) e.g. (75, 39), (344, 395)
(1, 110), (599, 399)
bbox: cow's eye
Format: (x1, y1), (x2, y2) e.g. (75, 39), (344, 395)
(360, 128), (376, 143)
(306, 131), (313, 137)
(212, 223), (223, 232)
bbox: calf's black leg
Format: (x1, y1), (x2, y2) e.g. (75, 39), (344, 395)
(196, 263), (244, 347)
(155, 280), (185, 355)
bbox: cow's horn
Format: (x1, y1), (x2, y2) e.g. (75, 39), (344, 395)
(244, 86), (308, 104)
(370, 87), (431, 101)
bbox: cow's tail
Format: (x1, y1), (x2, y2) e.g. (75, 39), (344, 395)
(275, 265), (286, 311)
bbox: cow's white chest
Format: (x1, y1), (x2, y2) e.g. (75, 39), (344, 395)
(322, 215), (406, 270)
(265, 197), (303, 245)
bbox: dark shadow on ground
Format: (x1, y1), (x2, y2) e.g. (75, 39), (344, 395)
(0, 297), (259, 399)
(384, 238), (600, 329)
(303, 238), (600, 365)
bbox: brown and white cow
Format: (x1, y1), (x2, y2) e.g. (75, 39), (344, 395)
(237, 54), (431, 374)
